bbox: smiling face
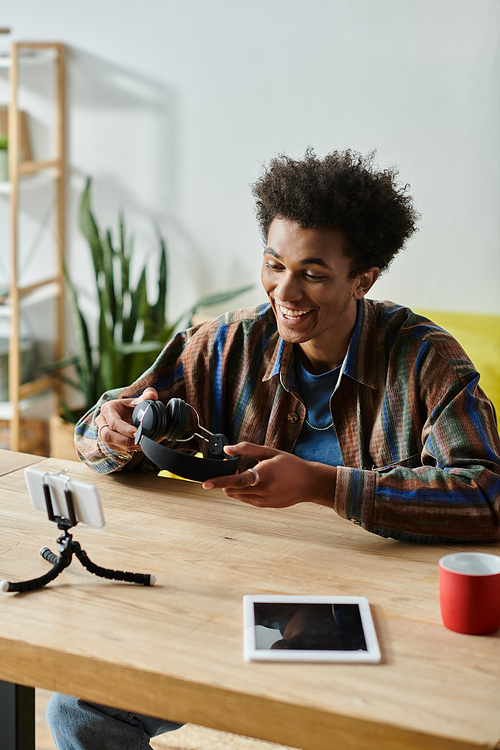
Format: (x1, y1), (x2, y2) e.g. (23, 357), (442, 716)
(261, 217), (379, 373)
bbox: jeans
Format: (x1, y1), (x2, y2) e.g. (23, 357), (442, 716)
(46, 693), (183, 750)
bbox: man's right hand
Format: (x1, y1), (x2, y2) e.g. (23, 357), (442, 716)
(95, 387), (159, 454)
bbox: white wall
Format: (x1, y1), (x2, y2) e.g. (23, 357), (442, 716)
(2, 0), (499, 333)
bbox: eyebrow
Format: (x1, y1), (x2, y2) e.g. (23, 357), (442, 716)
(264, 247), (332, 269)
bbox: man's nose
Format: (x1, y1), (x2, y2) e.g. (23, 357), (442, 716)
(275, 272), (302, 301)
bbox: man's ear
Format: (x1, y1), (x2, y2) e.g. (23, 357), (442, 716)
(353, 267), (380, 299)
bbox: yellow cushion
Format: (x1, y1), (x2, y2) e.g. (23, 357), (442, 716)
(416, 310), (500, 422)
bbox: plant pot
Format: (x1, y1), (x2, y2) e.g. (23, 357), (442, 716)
(49, 411), (79, 461)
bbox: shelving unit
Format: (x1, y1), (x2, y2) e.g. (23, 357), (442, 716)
(0, 42), (65, 452)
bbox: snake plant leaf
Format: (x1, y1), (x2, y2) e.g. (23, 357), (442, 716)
(97, 306), (120, 394)
(59, 398), (81, 424)
(73, 358), (98, 407)
(153, 231), (168, 332)
(190, 284), (255, 311)
(44, 355), (87, 393)
(63, 264), (95, 402)
(115, 340), (165, 354)
(119, 212), (127, 258)
(102, 228), (117, 327)
(120, 216), (131, 298)
(157, 322), (176, 343)
(54, 372), (84, 392)
(44, 353), (81, 372)
(96, 274), (117, 349)
(80, 178), (104, 280)
(123, 266), (147, 343)
(122, 342), (166, 385)
(171, 283), (256, 330)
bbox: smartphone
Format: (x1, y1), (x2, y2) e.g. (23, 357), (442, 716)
(24, 466), (105, 528)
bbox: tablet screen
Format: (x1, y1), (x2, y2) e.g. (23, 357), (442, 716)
(243, 595), (381, 663)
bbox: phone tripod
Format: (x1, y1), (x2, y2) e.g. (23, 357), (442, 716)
(1, 474), (155, 594)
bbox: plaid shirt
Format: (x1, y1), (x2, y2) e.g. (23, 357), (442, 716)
(75, 299), (500, 543)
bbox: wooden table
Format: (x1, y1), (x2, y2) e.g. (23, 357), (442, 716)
(0, 449), (499, 750)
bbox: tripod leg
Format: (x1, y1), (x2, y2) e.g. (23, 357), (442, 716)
(0, 557), (68, 593)
(40, 547), (59, 566)
(73, 545), (155, 586)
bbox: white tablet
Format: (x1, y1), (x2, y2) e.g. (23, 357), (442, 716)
(243, 595), (381, 663)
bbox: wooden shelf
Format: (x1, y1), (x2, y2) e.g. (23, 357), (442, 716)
(0, 48), (56, 68)
(0, 169), (59, 194)
(0, 387), (54, 420)
(1, 41), (65, 452)
(19, 374), (55, 400)
(0, 418), (48, 454)
(18, 159), (60, 176)
(0, 280), (61, 318)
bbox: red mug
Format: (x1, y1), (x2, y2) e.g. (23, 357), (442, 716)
(439, 552), (500, 635)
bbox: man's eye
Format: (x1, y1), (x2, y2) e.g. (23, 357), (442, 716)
(265, 262), (283, 271)
(304, 273), (325, 282)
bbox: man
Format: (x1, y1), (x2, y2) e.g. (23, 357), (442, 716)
(48, 149), (500, 749)
(74, 148), (500, 543)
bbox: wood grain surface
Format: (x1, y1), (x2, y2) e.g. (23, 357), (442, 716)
(1, 451), (499, 750)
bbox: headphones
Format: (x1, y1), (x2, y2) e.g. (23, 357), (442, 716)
(132, 398), (240, 482)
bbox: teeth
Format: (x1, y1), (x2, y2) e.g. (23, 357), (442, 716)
(280, 306), (310, 317)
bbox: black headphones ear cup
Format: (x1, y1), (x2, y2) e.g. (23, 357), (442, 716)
(132, 399), (189, 443)
(163, 398), (191, 442)
(131, 400), (165, 441)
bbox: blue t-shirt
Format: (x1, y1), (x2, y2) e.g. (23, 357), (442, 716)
(293, 354), (344, 468)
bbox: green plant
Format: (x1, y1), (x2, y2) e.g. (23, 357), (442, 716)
(0, 134), (7, 150)
(51, 178), (254, 423)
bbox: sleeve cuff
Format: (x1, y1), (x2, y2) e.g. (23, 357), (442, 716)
(334, 466), (376, 530)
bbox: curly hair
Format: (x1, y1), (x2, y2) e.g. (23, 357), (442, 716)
(252, 149), (419, 275)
